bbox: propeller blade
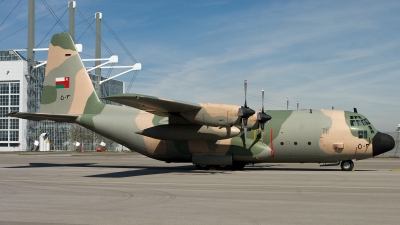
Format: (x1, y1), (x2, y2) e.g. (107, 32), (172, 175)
(262, 89), (264, 113)
(244, 80), (248, 107)
(243, 118), (248, 145)
(260, 123), (264, 144)
(257, 88), (272, 131)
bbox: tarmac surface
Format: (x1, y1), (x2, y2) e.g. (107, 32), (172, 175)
(0, 152), (399, 225)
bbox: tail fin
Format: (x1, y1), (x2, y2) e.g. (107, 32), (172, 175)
(39, 33), (104, 115)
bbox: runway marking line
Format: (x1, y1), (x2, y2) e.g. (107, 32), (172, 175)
(3, 179), (400, 190)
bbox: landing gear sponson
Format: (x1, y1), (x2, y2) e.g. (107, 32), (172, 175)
(195, 162), (247, 171)
(197, 160), (355, 171)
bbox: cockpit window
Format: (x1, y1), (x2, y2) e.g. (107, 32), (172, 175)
(349, 116), (372, 127)
(350, 120), (364, 127)
(368, 126), (375, 134)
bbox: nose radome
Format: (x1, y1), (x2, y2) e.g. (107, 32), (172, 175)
(372, 132), (395, 156)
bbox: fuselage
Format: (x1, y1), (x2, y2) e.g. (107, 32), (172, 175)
(75, 104), (391, 164)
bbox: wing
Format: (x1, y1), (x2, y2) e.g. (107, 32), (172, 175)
(103, 93), (202, 116)
(7, 112), (78, 123)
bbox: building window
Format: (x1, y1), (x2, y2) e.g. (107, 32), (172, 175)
(10, 95), (19, 106)
(0, 107), (7, 117)
(10, 107), (18, 112)
(0, 95), (8, 106)
(0, 119), (8, 129)
(0, 131), (8, 141)
(10, 131), (18, 141)
(10, 119), (18, 129)
(10, 83), (19, 94)
(0, 83), (8, 94)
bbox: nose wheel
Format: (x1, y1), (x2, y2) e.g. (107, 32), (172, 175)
(340, 160), (354, 171)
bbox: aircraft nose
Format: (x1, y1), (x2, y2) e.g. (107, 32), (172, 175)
(372, 132), (395, 156)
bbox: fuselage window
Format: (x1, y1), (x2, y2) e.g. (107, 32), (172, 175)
(358, 130), (368, 139)
(280, 142), (284, 145)
(294, 142), (298, 145)
(358, 130), (363, 138)
(308, 142), (311, 145)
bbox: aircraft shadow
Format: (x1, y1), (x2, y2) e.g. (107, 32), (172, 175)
(244, 166), (376, 172)
(5, 163), (229, 178)
(5, 162), (376, 177)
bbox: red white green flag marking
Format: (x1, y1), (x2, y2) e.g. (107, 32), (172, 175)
(55, 77), (69, 89)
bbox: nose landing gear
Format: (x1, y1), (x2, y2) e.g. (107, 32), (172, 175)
(340, 160), (354, 171)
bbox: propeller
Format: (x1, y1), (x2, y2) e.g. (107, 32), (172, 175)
(238, 80), (255, 144)
(257, 89), (272, 141)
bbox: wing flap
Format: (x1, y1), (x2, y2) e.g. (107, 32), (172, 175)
(103, 93), (201, 116)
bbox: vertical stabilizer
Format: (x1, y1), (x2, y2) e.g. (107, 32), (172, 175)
(39, 33), (104, 115)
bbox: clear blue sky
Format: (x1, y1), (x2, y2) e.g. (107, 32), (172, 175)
(0, 0), (399, 132)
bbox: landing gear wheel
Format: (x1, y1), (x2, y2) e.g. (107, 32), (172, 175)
(340, 160), (354, 171)
(195, 164), (211, 170)
(215, 165), (231, 170)
(232, 162), (246, 170)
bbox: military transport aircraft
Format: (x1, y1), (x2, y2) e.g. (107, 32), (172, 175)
(8, 33), (395, 171)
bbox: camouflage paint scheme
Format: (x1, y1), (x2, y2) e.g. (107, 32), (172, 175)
(8, 33), (395, 170)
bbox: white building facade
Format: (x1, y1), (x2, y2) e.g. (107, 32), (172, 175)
(0, 51), (28, 151)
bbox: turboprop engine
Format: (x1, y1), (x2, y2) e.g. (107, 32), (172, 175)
(180, 103), (258, 128)
(136, 124), (240, 141)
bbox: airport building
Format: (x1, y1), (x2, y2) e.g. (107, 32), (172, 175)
(0, 50), (124, 152)
(0, 50), (28, 151)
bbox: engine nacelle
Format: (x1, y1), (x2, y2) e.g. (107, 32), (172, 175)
(180, 103), (258, 128)
(136, 124), (240, 141)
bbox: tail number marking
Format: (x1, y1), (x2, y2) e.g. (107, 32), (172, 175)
(60, 95), (70, 100)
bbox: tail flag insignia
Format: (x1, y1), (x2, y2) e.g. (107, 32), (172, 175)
(55, 77), (70, 89)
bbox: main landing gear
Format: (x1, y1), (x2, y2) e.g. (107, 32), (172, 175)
(340, 160), (354, 171)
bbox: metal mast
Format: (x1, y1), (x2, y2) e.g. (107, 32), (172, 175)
(27, 0), (35, 68)
(95, 12), (102, 96)
(68, 1), (76, 41)
(26, 0), (37, 150)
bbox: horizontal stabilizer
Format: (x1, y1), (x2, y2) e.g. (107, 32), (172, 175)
(7, 111), (78, 123)
(103, 93), (201, 116)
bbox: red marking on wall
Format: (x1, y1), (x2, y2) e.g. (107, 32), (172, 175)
(354, 146), (358, 158)
(270, 129), (274, 157)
